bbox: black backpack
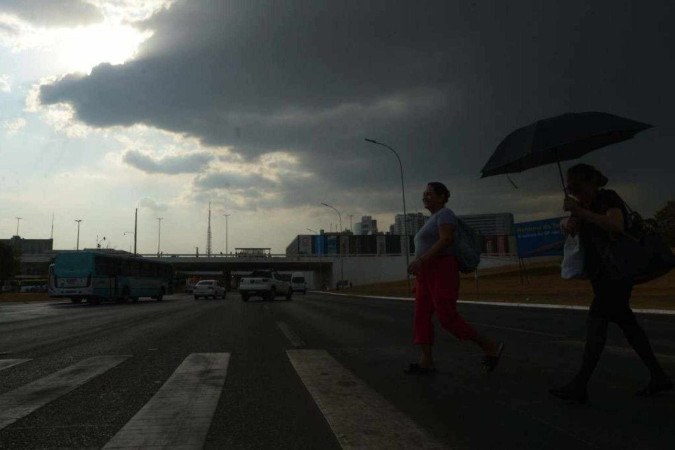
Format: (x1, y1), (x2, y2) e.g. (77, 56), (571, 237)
(605, 204), (675, 284)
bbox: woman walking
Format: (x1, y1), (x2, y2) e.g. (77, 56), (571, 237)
(406, 182), (503, 374)
(550, 164), (672, 402)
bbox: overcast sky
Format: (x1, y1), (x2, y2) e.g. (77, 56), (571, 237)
(1, 0), (673, 253)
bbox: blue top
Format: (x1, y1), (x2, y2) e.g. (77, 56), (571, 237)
(414, 207), (458, 258)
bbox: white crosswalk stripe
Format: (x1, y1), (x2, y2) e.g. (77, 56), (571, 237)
(287, 349), (446, 449)
(0, 359), (31, 372)
(103, 352), (230, 449)
(0, 355), (130, 430)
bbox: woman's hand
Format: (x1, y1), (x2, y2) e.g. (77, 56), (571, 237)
(407, 258), (423, 275)
(563, 197), (582, 214)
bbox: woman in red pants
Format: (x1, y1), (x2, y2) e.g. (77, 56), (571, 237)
(406, 182), (504, 374)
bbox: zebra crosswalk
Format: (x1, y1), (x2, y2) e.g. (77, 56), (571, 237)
(0, 351), (444, 449)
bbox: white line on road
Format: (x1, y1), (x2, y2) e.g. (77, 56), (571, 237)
(549, 340), (675, 360)
(0, 355), (130, 430)
(103, 353), (230, 449)
(287, 349), (446, 449)
(317, 292), (675, 315)
(0, 359), (31, 372)
(472, 322), (567, 338)
(277, 322), (306, 347)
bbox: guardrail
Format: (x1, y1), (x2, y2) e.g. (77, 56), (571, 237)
(140, 253), (518, 259)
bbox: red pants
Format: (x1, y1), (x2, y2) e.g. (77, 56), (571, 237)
(414, 255), (478, 344)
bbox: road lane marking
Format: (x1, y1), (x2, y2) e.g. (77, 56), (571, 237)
(0, 355), (130, 430)
(317, 292), (675, 315)
(0, 359), (31, 372)
(103, 353), (230, 449)
(287, 349), (446, 449)
(549, 340), (675, 360)
(277, 322), (306, 347)
(472, 322), (567, 338)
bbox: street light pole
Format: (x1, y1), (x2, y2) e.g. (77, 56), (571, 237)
(321, 202), (344, 288)
(347, 214), (354, 232)
(15, 217), (22, 236)
(156, 217), (163, 256)
(364, 138), (411, 294)
(75, 219), (82, 250)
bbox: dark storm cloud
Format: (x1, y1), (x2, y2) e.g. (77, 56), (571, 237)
(0, 0), (103, 27)
(123, 150), (214, 174)
(39, 0), (675, 217)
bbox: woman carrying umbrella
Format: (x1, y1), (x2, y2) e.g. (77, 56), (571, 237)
(549, 164), (672, 402)
(406, 182), (504, 374)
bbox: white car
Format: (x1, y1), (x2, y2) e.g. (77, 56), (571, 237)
(238, 271), (292, 301)
(193, 280), (226, 299)
(290, 272), (307, 294)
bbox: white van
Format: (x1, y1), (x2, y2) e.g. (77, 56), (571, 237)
(290, 272), (307, 294)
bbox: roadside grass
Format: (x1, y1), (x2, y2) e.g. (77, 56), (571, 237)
(341, 261), (675, 310)
(0, 292), (51, 303)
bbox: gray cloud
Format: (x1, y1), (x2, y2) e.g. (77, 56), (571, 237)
(38, 0), (675, 218)
(138, 197), (168, 212)
(0, 0), (103, 27)
(123, 150), (214, 174)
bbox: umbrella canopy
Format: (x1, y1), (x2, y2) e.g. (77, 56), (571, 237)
(481, 112), (652, 184)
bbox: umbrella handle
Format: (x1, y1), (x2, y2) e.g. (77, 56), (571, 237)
(555, 151), (569, 197)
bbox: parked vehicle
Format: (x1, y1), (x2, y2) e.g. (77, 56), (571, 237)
(238, 270), (292, 302)
(290, 272), (307, 294)
(193, 279), (226, 299)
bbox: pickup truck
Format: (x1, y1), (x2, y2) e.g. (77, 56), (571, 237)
(238, 271), (292, 302)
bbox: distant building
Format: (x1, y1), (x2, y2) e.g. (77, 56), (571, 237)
(0, 236), (53, 255)
(357, 216), (378, 235)
(0, 236), (54, 278)
(458, 213), (515, 255)
(392, 213), (428, 236)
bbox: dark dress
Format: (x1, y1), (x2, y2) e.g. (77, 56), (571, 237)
(573, 189), (666, 386)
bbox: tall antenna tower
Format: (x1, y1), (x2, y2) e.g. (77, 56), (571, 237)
(206, 201), (212, 256)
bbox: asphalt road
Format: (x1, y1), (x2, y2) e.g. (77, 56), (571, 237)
(0, 292), (674, 449)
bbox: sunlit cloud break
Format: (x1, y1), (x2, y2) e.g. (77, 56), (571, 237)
(0, 74), (10, 92)
(2, 117), (26, 134)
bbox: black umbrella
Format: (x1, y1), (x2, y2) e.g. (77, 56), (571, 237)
(481, 112), (652, 194)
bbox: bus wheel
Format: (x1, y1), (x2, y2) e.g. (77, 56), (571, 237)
(122, 288), (131, 304)
(156, 288), (165, 302)
(241, 294), (249, 302)
(88, 297), (100, 306)
(70, 298), (82, 304)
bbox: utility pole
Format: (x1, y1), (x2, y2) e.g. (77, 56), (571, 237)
(223, 213), (230, 255)
(156, 217), (163, 256)
(206, 202), (212, 257)
(75, 219), (82, 250)
(50, 213), (54, 240)
(15, 217), (22, 236)
(134, 208), (138, 256)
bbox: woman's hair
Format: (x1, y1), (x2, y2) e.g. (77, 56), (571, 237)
(427, 182), (450, 203)
(566, 163), (608, 188)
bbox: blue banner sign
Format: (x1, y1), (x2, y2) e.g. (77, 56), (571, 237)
(514, 217), (566, 259)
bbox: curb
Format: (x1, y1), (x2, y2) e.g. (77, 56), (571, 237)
(311, 291), (675, 315)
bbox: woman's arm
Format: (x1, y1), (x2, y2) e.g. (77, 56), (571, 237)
(407, 223), (456, 274)
(563, 198), (624, 235)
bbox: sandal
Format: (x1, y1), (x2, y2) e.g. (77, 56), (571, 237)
(482, 342), (504, 373)
(404, 363), (436, 375)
